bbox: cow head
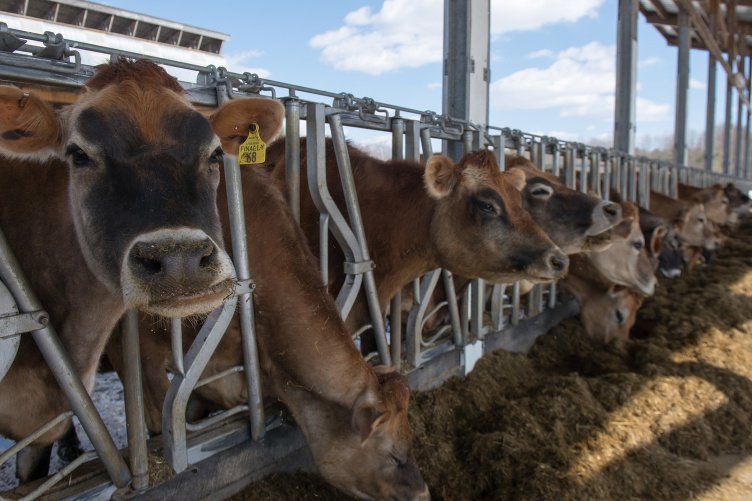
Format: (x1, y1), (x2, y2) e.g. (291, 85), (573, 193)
(0, 59), (284, 317)
(691, 184), (731, 225)
(424, 150), (568, 283)
(586, 201), (656, 296)
(310, 367), (429, 501)
(579, 284), (644, 345)
(505, 156), (622, 254)
(674, 202), (708, 249)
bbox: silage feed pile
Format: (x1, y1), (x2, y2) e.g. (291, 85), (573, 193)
(233, 216), (752, 501)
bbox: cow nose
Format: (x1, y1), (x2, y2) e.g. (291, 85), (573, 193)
(602, 201), (622, 222)
(129, 237), (220, 293)
(548, 249), (569, 276)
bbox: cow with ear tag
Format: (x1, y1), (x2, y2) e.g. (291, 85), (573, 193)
(0, 59), (283, 479)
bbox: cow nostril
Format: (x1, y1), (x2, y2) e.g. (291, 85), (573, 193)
(131, 243), (163, 276)
(550, 253), (569, 273)
(198, 239), (216, 268)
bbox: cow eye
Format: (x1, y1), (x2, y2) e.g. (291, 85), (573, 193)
(633, 241), (644, 251)
(529, 184), (552, 198)
(209, 147), (223, 164)
(65, 144), (92, 167)
(390, 454), (405, 467)
(475, 199), (496, 214)
(615, 309), (625, 325)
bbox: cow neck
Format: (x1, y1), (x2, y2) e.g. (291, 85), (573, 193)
(352, 157), (441, 308)
(219, 167), (378, 409)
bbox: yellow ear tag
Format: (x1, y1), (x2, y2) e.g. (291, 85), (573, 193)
(238, 123), (266, 165)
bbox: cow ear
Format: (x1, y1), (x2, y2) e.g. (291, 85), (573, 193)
(504, 167), (526, 191)
(424, 155), (460, 198)
(650, 226), (667, 255)
(209, 97), (285, 155)
(352, 404), (388, 443)
(0, 86), (62, 160)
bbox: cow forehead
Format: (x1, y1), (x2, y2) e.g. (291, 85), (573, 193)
(67, 81), (215, 151)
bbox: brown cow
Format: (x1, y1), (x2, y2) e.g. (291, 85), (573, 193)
(560, 254), (644, 345)
(108, 108), (430, 500)
(678, 183), (731, 225)
(649, 190), (714, 250)
(0, 60), (283, 451)
(261, 140), (567, 334)
(505, 156), (622, 253)
(585, 200), (656, 296)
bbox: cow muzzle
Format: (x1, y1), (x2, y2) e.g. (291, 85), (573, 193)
(121, 228), (234, 317)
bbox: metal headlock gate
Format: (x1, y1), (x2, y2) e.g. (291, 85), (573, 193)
(0, 22), (750, 501)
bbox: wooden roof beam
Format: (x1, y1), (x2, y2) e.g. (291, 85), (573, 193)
(647, 0), (669, 18)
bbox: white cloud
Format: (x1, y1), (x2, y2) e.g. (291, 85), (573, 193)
(690, 78), (707, 90)
(309, 0), (443, 75)
(638, 56), (662, 68)
(636, 97), (671, 122)
(491, 42), (615, 119)
(491, 0), (604, 36)
(427, 82), (441, 89)
(223, 50), (270, 78)
(528, 49), (553, 59)
(491, 42), (671, 123)
(309, 0), (605, 74)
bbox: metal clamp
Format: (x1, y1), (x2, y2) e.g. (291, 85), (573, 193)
(343, 259), (376, 275)
(0, 309), (48, 337)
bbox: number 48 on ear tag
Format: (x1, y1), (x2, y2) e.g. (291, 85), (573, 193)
(238, 123), (266, 165)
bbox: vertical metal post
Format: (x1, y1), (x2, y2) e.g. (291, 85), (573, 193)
(222, 153), (265, 441)
(704, 13), (717, 172)
(121, 309), (148, 491)
(550, 141), (560, 177)
(614, 0), (638, 154)
(420, 127), (434, 158)
(443, 0), (490, 161)
(736, 57), (746, 177)
(745, 55), (752, 179)
(405, 120), (422, 162)
(579, 147), (588, 193)
(470, 279), (485, 340)
(723, 58), (734, 174)
(284, 97), (301, 222)
(328, 113), (391, 367)
(589, 149), (601, 197)
(674, 5), (690, 166)
(603, 153), (611, 201)
(390, 117), (405, 370)
(628, 158), (638, 202)
(564, 145), (576, 188)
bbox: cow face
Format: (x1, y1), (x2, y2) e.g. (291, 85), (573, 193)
(692, 184), (731, 225)
(675, 203), (708, 248)
(315, 368), (429, 501)
(587, 201), (656, 296)
(424, 150), (568, 283)
(580, 284), (643, 345)
(506, 157), (622, 254)
(0, 60), (284, 317)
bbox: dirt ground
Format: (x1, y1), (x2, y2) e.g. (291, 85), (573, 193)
(232, 214), (752, 501)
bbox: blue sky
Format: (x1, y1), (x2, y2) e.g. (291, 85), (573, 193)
(97, 0), (723, 152)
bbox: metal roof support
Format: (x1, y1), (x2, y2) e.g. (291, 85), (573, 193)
(745, 55), (752, 178)
(723, 59), (734, 174)
(704, 13), (717, 172)
(674, 4), (690, 166)
(442, 0), (490, 161)
(614, 0), (638, 155)
(735, 56), (745, 176)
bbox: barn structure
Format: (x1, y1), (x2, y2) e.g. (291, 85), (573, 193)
(0, 1), (751, 500)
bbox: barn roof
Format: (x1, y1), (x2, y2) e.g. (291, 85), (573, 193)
(639, 0), (752, 93)
(0, 0), (229, 54)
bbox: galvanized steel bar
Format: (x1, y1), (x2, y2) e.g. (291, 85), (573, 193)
(0, 227), (131, 488)
(723, 61), (734, 174)
(221, 150), (265, 442)
(550, 141), (560, 177)
(511, 281), (521, 326)
(614, 0), (637, 154)
(674, 4), (690, 165)
(603, 154), (611, 202)
(470, 279), (485, 340)
(589, 149), (601, 197)
(284, 98), (301, 222)
(329, 113), (391, 367)
(170, 318), (185, 377)
(162, 296), (238, 472)
(420, 127), (434, 158)
(305, 104), (363, 319)
(406, 270), (441, 368)
(705, 14), (718, 172)
(736, 57), (746, 177)
(405, 120), (422, 162)
(579, 147), (588, 193)
(121, 309), (148, 491)
(390, 116), (405, 370)
(564, 146), (576, 189)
